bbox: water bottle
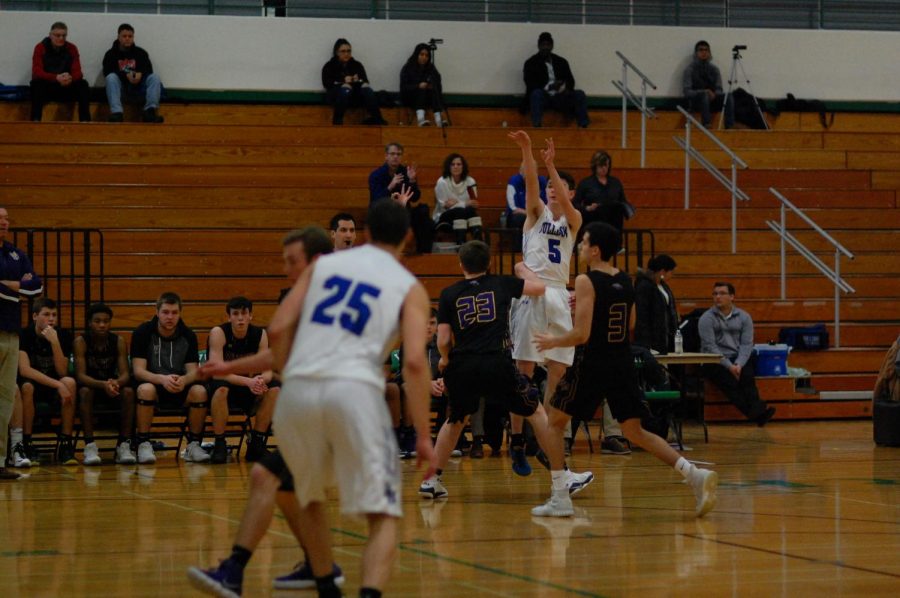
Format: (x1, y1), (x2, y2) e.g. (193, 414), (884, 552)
(674, 329), (684, 354)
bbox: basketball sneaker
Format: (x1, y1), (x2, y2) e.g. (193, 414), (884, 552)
(11, 443), (31, 468)
(57, 440), (78, 465)
(187, 560), (242, 598)
(690, 468), (719, 517)
(566, 470), (594, 496)
(511, 447), (532, 477)
(531, 488), (575, 517)
(184, 440), (212, 463)
(115, 440), (137, 465)
(83, 442), (102, 466)
(419, 476), (448, 499)
(137, 441), (156, 464)
(272, 562), (345, 590)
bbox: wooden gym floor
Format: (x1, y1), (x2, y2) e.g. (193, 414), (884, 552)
(1, 420), (898, 597)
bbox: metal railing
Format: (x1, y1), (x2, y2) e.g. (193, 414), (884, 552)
(10, 228), (105, 333)
(611, 51), (656, 168)
(4, 1), (899, 31)
(764, 188), (854, 348)
(673, 105), (749, 254)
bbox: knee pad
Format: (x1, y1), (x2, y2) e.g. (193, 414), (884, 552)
(189, 401), (210, 409)
(467, 216), (483, 228)
(136, 398), (158, 407)
(452, 218), (467, 231)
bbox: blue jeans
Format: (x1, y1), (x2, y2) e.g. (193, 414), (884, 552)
(687, 91), (734, 128)
(105, 72), (161, 113)
(529, 88), (589, 128)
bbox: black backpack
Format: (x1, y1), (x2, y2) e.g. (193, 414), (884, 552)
(678, 308), (707, 353)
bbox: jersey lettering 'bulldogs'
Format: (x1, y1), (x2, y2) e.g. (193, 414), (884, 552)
(521, 205), (576, 286)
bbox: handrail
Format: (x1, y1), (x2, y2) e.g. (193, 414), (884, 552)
(612, 51), (657, 168)
(674, 105), (749, 253)
(765, 187), (855, 347)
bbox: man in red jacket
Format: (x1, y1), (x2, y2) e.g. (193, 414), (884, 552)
(30, 22), (91, 122)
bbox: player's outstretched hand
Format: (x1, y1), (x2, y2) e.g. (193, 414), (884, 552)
(533, 332), (557, 352)
(416, 434), (438, 481)
(508, 130), (532, 149)
(540, 137), (556, 165)
(198, 360), (230, 380)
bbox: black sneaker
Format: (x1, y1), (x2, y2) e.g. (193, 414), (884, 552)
(756, 406), (777, 427)
(57, 441), (78, 465)
(210, 439), (228, 464)
(24, 442), (41, 464)
(244, 438), (270, 462)
(187, 559), (243, 597)
(108, 112), (124, 122)
(142, 108), (164, 123)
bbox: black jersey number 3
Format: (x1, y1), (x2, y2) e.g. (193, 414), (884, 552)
(608, 302), (627, 343)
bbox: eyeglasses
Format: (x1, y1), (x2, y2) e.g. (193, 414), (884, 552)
(387, 152), (403, 156)
(337, 49), (351, 54)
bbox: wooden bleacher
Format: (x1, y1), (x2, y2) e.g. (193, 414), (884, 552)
(1, 101), (897, 421)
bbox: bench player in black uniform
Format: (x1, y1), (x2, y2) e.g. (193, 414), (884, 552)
(189, 226), (346, 596)
(73, 302), (135, 465)
(419, 240), (548, 500)
(207, 296), (278, 464)
(535, 222), (719, 517)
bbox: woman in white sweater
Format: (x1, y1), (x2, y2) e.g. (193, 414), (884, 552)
(433, 153), (483, 244)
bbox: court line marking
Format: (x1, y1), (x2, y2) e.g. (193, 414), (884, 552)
(682, 533), (900, 579)
(122, 489), (606, 597)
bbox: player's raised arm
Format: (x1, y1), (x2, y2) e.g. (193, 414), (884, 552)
(541, 137), (582, 234)
(508, 130), (543, 230)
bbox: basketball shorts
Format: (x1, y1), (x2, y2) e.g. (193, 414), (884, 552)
(552, 349), (647, 423)
(510, 285), (575, 366)
(443, 352), (540, 423)
(275, 377), (401, 518)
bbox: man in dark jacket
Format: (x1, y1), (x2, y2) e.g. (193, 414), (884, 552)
(30, 22), (91, 122)
(523, 32), (589, 128)
(103, 23), (163, 123)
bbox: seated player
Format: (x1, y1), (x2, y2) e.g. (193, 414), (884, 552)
(131, 292), (210, 464)
(17, 298), (77, 464)
(73, 302), (136, 465)
(207, 296), (278, 464)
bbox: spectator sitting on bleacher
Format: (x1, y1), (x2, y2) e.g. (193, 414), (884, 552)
(506, 161), (548, 232)
(207, 296), (277, 464)
(322, 38), (387, 126)
(699, 281), (776, 426)
(16, 298), (77, 465)
(131, 292), (210, 464)
(400, 43), (445, 127)
(30, 21), (91, 122)
(573, 150), (632, 233)
(369, 142), (433, 253)
(329, 212), (357, 250)
(433, 153), (483, 245)
(523, 32), (589, 128)
(102, 23), (164, 123)
(682, 40), (734, 129)
(633, 254), (679, 354)
(73, 302), (136, 466)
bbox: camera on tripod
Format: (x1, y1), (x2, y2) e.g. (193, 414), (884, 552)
(427, 38), (444, 51)
(732, 44), (747, 57)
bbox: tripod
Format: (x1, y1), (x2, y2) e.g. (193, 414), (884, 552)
(428, 38), (451, 137)
(719, 46), (768, 131)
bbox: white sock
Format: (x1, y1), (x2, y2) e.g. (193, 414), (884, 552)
(551, 469), (567, 491)
(675, 456), (696, 480)
(11, 428), (23, 446)
(434, 111), (443, 126)
(416, 109), (426, 124)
